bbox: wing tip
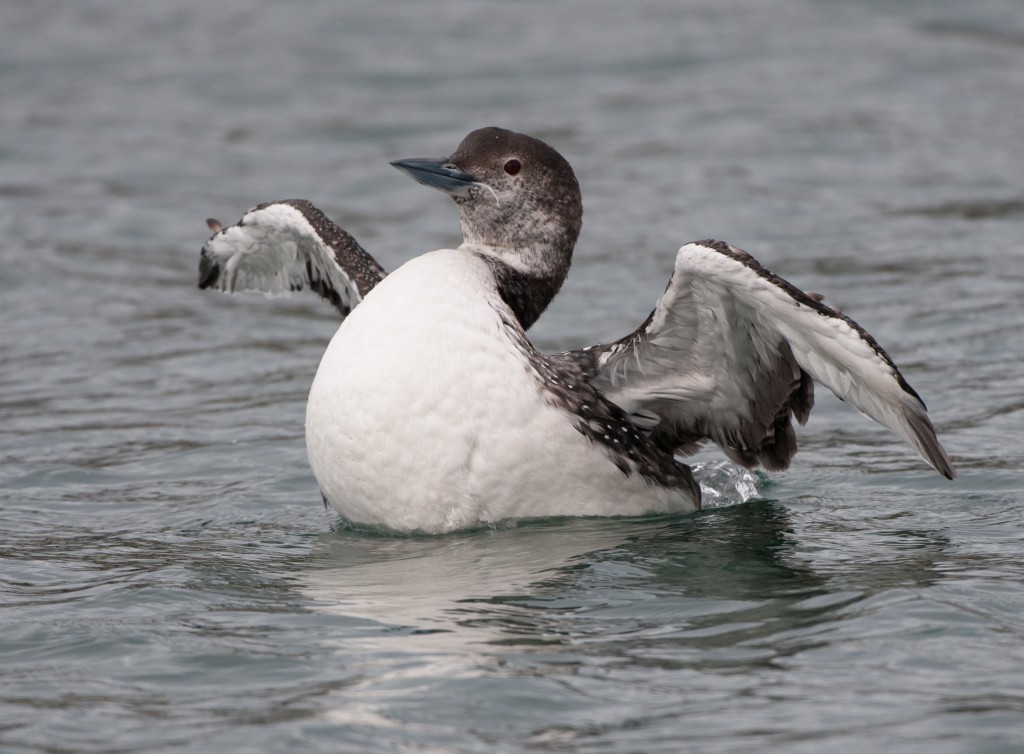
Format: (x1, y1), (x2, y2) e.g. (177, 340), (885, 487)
(904, 406), (956, 480)
(197, 248), (221, 290)
(931, 448), (957, 481)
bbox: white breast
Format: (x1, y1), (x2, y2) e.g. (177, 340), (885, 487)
(305, 248), (694, 532)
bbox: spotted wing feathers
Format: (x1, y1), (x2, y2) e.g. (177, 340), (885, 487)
(588, 240), (955, 479)
(198, 199), (386, 317)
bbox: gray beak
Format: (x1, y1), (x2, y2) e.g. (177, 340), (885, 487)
(390, 157), (480, 198)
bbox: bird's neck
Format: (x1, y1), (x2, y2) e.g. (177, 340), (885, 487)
(462, 241), (572, 331)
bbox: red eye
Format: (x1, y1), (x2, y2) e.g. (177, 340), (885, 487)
(503, 159), (521, 176)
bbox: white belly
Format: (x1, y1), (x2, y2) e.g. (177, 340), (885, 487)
(305, 249), (694, 532)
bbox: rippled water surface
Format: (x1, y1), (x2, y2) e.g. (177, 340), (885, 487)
(2, 1), (1023, 751)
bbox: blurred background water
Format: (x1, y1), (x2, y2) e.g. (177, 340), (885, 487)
(1, 0), (1023, 751)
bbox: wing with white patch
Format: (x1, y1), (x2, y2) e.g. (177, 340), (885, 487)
(198, 199), (386, 317)
(586, 240), (955, 479)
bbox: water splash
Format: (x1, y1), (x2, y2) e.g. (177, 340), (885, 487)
(691, 460), (763, 508)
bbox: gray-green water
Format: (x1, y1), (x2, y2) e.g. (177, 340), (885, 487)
(2, 1), (1022, 751)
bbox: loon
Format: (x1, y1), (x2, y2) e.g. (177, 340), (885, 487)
(198, 127), (955, 533)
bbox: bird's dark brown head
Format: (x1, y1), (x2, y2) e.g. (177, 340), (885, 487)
(392, 127), (582, 268)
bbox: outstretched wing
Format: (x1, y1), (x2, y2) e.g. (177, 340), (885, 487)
(198, 199), (386, 317)
(583, 240), (955, 479)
